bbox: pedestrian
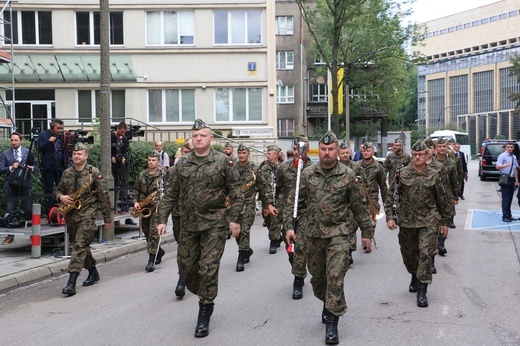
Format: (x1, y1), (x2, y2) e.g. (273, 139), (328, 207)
(131, 151), (165, 272)
(38, 119), (66, 213)
(385, 140), (451, 308)
(383, 138), (411, 184)
(352, 143), (364, 162)
(0, 132), (37, 245)
(453, 143), (468, 199)
(496, 142), (519, 222)
(111, 122), (130, 211)
(55, 143), (112, 296)
(157, 119), (243, 338)
(155, 141), (170, 171)
(285, 131), (373, 345)
(234, 144), (256, 272)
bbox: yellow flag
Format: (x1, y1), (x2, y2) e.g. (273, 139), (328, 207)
(329, 68), (344, 114)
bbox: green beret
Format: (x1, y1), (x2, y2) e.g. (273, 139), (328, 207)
(436, 137), (446, 145)
(73, 143), (89, 152)
(293, 134), (309, 145)
(362, 142), (374, 150)
(149, 150), (160, 158)
(319, 131), (338, 145)
(411, 140), (427, 151)
(267, 144), (281, 152)
(237, 144), (249, 152)
(423, 136), (434, 148)
(192, 119), (210, 130)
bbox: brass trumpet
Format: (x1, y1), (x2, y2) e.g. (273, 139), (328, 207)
(356, 175), (385, 223)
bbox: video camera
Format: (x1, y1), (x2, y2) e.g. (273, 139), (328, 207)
(125, 125), (145, 140)
(0, 208), (27, 228)
(62, 129), (94, 148)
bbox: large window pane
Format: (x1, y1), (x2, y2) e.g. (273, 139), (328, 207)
(149, 90), (162, 122)
(93, 12), (100, 45)
(182, 90), (196, 122)
(233, 88), (247, 121)
(76, 12), (90, 45)
(38, 12), (52, 44)
(249, 88), (262, 120)
(247, 11), (261, 44)
(21, 11), (36, 44)
(180, 12), (194, 44)
(214, 11), (228, 44)
(231, 11), (245, 44)
(112, 90), (125, 119)
(147, 12), (161, 45)
(216, 89), (230, 121)
(78, 90), (92, 120)
(165, 89), (180, 122)
(164, 11), (178, 45)
(110, 12), (124, 44)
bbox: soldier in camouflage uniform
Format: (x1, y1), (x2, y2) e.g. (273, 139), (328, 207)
(157, 119), (243, 338)
(131, 151), (165, 273)
(385, 140), (451, 308)
(256, 144), (284, 254)
(55, 143), (112, 297)
(383, 138), (411, 184)
(279, 135), (312, 300)
(286, 131), (373, 345)
(234, 144), (256, 272)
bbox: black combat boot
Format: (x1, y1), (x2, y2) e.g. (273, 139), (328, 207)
(155, 247), (165, 264)
(83, 266), (100, 286)
(62, 272), (79, 296)
(409, 275), (419, 293)
(175, 277), (185, 298)
(243, 248), (254, 264)
(431, 255), (437, 274)
(194, 302), (214, 338)
(269, 240), (277, 254)
(321, 304), (328, 324)
(145, 254), (155, 272)
(292, 276), (304, 300)
(236, 251), (246, 272)
(417, 282), (428, 308)
(438, 237), (447, 256)
(448, 217), (456, 229)
(325, 309), (340, 345)
(348, 249), (354, 266)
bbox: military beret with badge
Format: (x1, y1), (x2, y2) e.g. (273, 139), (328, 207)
(266, 144), (281, 152)
(148, 150), (161, 158)
(411, 139), (428, 152)
(319, 130), (338, 145)
(237, 144), (249, 152)
(73, 143), (89, 152)
(192, 119), (211, 130)
(362, 141), (374, 150)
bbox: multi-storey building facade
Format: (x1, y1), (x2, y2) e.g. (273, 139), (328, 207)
(0, 0), (277, 139)
(413, 0), (520, 153)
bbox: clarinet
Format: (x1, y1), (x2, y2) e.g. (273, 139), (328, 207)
(159, 169), (165, 199)
(392, 164), (401, 225)
(270, 163), (277, 207)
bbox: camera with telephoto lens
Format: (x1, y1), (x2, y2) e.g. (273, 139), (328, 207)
(125, 125), (145, 140)
(0, 208), (26, 228)
(71, 129), (94, 145)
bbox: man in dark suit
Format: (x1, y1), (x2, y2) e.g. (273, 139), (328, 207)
(454, 143), (468, 199)
(353, 143), (364, 162)
(0, 132), (37, 245)
(38, 119), (66, 212)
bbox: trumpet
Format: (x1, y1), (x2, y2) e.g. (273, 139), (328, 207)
(356, 175), (385, 224)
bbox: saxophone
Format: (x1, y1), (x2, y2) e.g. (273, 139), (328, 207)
(392, 164), (402, 225)
(58, 179), (94, 215)
(131, 190), (157, 218)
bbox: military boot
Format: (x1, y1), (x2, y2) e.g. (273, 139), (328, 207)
(431, 256), (437, 274)
(83, 266), (100, 286)
(145, 254), (155, 272)
(175, 277), (186, 298)
(438, 237), (447, 256)
(325, 309), (340, 345)
(348, 249), (354, 266)
(194, 302), (214, 338)
(321, 304), (328, 324)
(409, 275), (419, 293)
(417, 282), (428, 308)
(243, 248), (254, 264)
(155, 247), (165, 264)
(62, 272), (79, 296)
(269, 240), (277, 254)
(292, 276), (304, 300)
(236, 251), (246, 272)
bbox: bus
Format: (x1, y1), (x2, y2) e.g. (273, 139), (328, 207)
(429, 130), (472, 161)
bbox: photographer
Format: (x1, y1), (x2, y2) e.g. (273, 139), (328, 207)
(38, 119), (66, 212)
(0, 133), (37, 245)
(111, 122), (129, 210)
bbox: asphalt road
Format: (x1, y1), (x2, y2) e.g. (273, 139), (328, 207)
(1, 160), (519, 346)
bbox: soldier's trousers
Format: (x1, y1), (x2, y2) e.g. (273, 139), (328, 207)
(283, 215), (307, 278)
(306, 235), (349, 316)
(141, 215), (160, 255)
(172, 215), (181, 243)
(265, 213), (283, 241)
(67, 217), (96, 273)
(398, 226), (437, 284)
(236, 203), (256, 251)
(178, 227), (227, 304)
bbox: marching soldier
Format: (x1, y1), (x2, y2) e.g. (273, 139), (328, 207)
(383, 138), (411, 183)
(55, 143), (112, 296)
(385, 140), (451, 308)
(131, 151), (165, 272)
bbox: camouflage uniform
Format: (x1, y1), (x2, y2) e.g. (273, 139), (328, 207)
(286, 159), (373, 316)
(165, 165), (181, 242)
(384, 164), (451, 284)
(256, 160), (283, 242)
(131, 168), (163, 255)
(55, 165), (111, 273)
(384, 152), (411, 184)
(339, 159), (363, 253)
(157, 149), (244, 304)
(236, 160), (257, 251)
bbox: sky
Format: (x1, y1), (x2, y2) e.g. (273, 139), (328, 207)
(407, 0), (500, 23)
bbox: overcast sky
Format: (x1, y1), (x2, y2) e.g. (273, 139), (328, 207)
(407, 0), (500, 23)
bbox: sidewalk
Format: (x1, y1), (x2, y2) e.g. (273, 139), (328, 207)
(0, 222), (175, 294)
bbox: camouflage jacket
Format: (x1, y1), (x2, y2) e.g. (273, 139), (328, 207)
(426, 159), (455, 216)
(278, 157), (312, 210)
(157, 149), (244, 231)
(236, 161), (257, 205)
(454, 154), (464, 181)
(384, 152), (411, 184)
(385, 164), (451, 227)
(256, 160), (281, 207)
(434, 156), (460, 200)
(359, 158), (388, 202)
(131, 169), (163, 208)
(54, 164), (112, 223)
(340, 159), (362, 175)
(286, 162), (373, 239)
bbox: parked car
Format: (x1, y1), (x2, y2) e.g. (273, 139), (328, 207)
(478, 140), (520, 181)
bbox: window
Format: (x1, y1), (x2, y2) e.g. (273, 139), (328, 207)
(215, 88), (262, 122)
(76, 12), (123, 45)
(448, 27), (455, 33)
(278, 119), (295, 138)
(481, 18), (489, 24)
(275, 16), (293, 35)
(433, 31), (439, 36)
(214, 10), (262, 44)
(148, 89), (195, 123)
(441, 29), (447, 35)
(277, 85), (294, 104)
(490, 16), (498, 22)
(147, 11), (194, 45)
(474, 70), (494, 113)
(472, 21), (479, 27)
(456, 25), (463, 31)
(276, 51), (294, 70)
(499, 13), (508, 20)
(78, 90), (125, 121)
(3, 10), (52, 45)
(311, 84), (328, 102)
(509, 11), (518, 17)
(464, 23), (471, 29)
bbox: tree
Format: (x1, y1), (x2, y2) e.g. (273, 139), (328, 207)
(295, 0), (422, 140)
(508, 54), (520, 113)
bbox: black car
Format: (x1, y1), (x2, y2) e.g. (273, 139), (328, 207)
(478, 140), (520, 181)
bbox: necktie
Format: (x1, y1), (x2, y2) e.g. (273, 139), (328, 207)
(14, 149), (20, 162)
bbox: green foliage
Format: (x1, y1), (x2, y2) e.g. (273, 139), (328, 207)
(508, 54), (520, 113)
